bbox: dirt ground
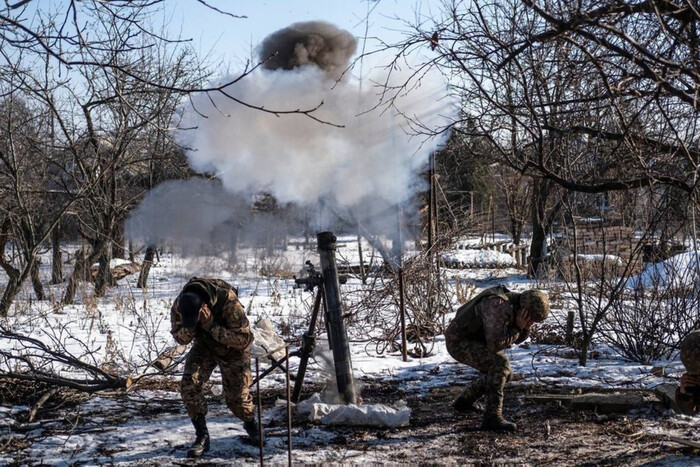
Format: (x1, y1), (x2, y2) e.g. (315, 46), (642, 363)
(2, 377), (699, 465)
(271, 378), (700, 466)
(351, 386), (700, 465)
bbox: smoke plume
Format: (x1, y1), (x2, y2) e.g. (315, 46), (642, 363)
(126, 178), (246, 255)
(183, 23), (452, 210)
(258, 21), (357, 80)
(129, 21), (454, 251)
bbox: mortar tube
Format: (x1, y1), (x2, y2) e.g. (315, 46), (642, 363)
(317, 231), (357, 404)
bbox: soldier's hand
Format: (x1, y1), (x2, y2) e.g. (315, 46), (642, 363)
(515, 308), (534, 331)
(680, 372), (700, 390)
(199, 304), (214, 331)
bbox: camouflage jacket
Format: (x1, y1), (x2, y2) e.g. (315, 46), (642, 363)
(447, 286), (529, 353)
(170, 277), (253, 355)
(675, 386), (699, 415)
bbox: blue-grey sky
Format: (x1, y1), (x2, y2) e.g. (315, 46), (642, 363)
(170, 0), (430, 69)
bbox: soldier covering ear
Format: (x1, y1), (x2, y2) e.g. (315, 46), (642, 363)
(445, 286), (549, 432)
(170, 277), (263, 458)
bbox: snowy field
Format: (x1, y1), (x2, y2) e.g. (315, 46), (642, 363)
(0, 239), (698, 465)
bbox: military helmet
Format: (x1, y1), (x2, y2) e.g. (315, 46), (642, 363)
(680, 330), (700, 374)
(520, 289), (549, 322)
(178, 291), (203, 328)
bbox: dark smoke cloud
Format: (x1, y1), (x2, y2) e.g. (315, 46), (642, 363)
(258, 21), (357, 80)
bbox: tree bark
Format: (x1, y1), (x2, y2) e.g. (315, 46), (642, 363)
(30, 260), (45, 301)
(528, 179), (550, 278)
(0, 219), (20, 316)
(63, 244), (101, 305)
(112, 220), (126, 259)
(51, 223), (63, 284)
(95, 247), (114, 297)
(137, 245), (156, 289)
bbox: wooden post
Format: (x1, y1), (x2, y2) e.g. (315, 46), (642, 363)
(256, 358), (264, 466)
(566, 310), (575, 346)
(285, 347), (292, 466)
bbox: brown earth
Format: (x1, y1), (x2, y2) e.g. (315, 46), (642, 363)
(276, 378), (700, 466)
(2, 377), (699, 465)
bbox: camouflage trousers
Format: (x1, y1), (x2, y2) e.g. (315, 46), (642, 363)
(445, 332), (512, 408)
(180, 339), (255, 422)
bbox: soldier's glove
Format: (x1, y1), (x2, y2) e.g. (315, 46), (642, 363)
(199, 305), (214, 332)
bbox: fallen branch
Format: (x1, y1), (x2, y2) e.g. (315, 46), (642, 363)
(28, 387), (59, 423)
(667, 436), (700, 450)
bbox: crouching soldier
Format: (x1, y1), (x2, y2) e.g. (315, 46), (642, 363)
(170, 277), (263, 458)
(445, 286), (549, 431)
(677, 330), (700, 415)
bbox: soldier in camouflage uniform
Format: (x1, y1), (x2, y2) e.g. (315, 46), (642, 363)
(676, 330), (700, 415)
(445, 285), (549, 431)
(676, 374), (700, 415)
(170, 277), (262, 458)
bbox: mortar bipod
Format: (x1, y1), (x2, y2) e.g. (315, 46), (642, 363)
(249, 261), (346, 403)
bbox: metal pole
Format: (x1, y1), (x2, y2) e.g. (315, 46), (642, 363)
(428, 152), (434, 251)
(256, 358), (264, 466)
(398, 205), (407, 362)
(399, 267), (407, 362)
(292, 289), (323, 403)
(285, 347), (292, 466)
(317, 231), (357, 404)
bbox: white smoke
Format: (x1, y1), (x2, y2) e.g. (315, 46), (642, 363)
(129, 22), (455, 251)
(182, 63), (453, 208)
(126, 178), (246, 253)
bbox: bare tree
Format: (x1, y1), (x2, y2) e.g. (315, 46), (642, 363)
(0, 1), (324, 119)
(382, 0), (700, 277)
(0, 91), (76, 314)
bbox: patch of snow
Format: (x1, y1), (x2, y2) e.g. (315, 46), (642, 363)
(296, 393), (410, 428)
(570, 254), (623, 264)
(443, 249), (516, 267)
(91, 257), (136, 269)
(627, 251), (700, 288)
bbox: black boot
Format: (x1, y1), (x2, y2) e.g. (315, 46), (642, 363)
(481, 386), (516, 432)
(187, 415), (210, 458)
(453, 376), (487, 413)
(243, 417), (265, 446)
(482, 412), (517, 432)
(481, 368), (517, 431)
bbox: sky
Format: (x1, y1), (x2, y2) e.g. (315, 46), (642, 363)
(168, 0), (432, 70)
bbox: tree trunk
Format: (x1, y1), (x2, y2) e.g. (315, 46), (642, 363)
(511, 219), (522, 246)
(0, 276), (21, 316)
(137, 245), (156, 289)
(578, 334), (592, 366)
(51, 223), (63, 284)
(0, 219), (21, 316)
(30, 260), (45, 301)
(112, 220), (126, 259)
(528, 179), (550, 278)
(0, 257), (38, 316)
(95, 248), (114, 297)
(63, 245), (101, 304)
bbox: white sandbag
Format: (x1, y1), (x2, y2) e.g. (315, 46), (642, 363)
(296, 393), (410, 428)
(251, 318), (286, 361)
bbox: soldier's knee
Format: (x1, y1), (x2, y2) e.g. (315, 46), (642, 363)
(503, 361), (512, 380)
(487, 355), (511, 379)
(226, 398), (253, 418)
(504, 367), (512, 382)
(180, 374), (198, 394)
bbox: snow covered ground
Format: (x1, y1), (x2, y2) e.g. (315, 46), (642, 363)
(0, 240), (698, 465)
